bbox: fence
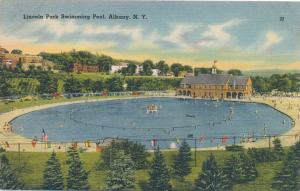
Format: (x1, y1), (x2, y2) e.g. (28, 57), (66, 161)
(0, 91), (177, 102)
(2, 132), (300, 153)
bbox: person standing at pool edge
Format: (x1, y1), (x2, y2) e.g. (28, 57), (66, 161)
(42, 129), (48, 149)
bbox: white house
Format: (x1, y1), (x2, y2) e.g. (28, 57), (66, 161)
(135, 65), (143, 74)
(110, 62), (128, 73)
(152, 69), (160, 76)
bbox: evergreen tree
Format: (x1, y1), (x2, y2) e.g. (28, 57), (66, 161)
(222, 154), (239, 188)
(148, 147), (172, 191)
(272, 138), (285, 161)
(172, 140), (192, 179)
(66, 145), (80, 164)
(106, 150), (135, 191)
(0, 155), (22, 190)
(67, 147), (90, 190)
(272, 142), (300, 190)
(99, 140), (149, 170)
(194, 154), (229, 191)
(43, 152), (64, 190)
(238, 152), (258, 182)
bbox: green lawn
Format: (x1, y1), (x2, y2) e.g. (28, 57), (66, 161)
(2, 150), (281, 191)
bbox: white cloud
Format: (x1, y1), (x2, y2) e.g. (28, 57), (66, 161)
(83, 24), (143, 41)
(261, 31), (282, 51)
(163, 23), (199, 49)
(33, 20), (79, 37)
(161, 19), (243, 51)
(197, 19), (244, 48)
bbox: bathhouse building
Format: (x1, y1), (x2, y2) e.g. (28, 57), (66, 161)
(177, 65), (253, 99)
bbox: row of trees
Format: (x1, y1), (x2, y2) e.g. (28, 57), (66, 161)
(0, 64), (182, 97)
(39, 51), (193, 77)
(1, 61), (299, 97)
(39, 51), (114, 73)
(121, 60), (193, 77)
(272, 141), (300, 190)
(2, 139), (291, 190)
(98, 140), (259, 191)
(252, 73), (300, 93)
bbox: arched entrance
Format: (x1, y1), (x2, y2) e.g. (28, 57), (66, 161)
(187, 91), (191, 97)
(183, 90), (186, 96)
(226, 92), (231, 98)
(232, 92), (237, 99)
(238, 92), (243, 99)
(178, 90), (182, 96)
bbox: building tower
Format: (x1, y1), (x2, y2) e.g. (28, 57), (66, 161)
(212, 60), (217, 74)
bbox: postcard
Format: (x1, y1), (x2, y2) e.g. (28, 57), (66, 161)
(0, 1), (300, 190)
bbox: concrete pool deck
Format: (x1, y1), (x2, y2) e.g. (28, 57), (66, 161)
(0, 96), (299, 152)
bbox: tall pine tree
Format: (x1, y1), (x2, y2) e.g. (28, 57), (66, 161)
(222, 154), (239, 189)
(272, 138), (285, 161)
(43, 152), (64, 190)
(148, 147), (172, 191)
(172, 140), (192, 179)
(106, 150), (135, 191)
(67, 147), (90, 190)
(194, 154), (229, 191)
(238, 152), (258, 182)
(0, 154), (22, 190)
(272, 142), (300, 190)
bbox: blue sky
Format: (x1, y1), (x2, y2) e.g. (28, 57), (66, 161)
(1, 0), (300, 70)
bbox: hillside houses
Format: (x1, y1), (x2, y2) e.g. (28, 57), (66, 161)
(0, 47), (54, 70)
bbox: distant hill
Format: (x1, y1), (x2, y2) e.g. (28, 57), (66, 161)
(243, 69), (300, 77)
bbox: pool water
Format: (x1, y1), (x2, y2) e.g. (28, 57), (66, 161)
(12, 97), (293, 148)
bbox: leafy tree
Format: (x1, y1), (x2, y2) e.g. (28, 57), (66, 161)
(67, 147), (90, 190)
(39, 52), (74, 72)
(172, 140), (192, 179)
(272, 138), (285, 161)
(106, 76), (124, 92)
(93, 80), (105, 92)
(251, 76), (271, 93)
(0, 154), (22, 190)
(43, 152), (64, 190)
(228, 69), (243, 76)
(148, 147), (172, 191)
(64, 76), (82, 93)
(156, 60), (169, 75)
(140, 60), (154, 76)
(194, 67), (210, 76)
(14, 60), (23, 73)
(121, 63), (137, 76)
(106, 150), (135, 191)
(98, 55), (113, 73)
(194, 154), (229, 191)
(170, 63), (183, 77)
(0, 76), (13, 97)
(11, 49), (23, 54)
(37, 73), (58, 94)
(183, 65), (193, 73)
(126, 63), (137, 76)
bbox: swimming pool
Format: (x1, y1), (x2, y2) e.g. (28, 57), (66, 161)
(11, 97), (293, 148)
